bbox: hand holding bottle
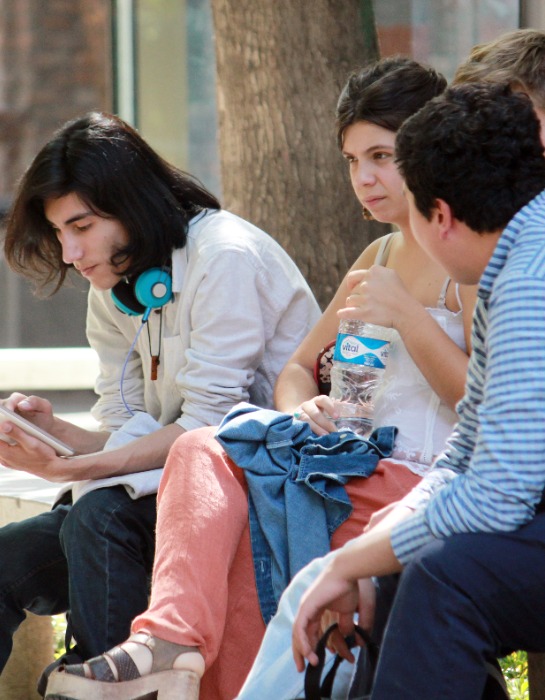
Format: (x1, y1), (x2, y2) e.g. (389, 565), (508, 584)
(339, 265), (420, 332)
(292, 395), (341, 436)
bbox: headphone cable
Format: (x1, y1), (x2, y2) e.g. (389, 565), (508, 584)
(119, 316), (149, 416)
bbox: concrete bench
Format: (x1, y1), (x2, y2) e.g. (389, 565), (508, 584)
(0, 347), (99, 699)
(0, 347), (99, 392)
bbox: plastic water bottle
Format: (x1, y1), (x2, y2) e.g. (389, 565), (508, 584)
(329, 320), (392, 436)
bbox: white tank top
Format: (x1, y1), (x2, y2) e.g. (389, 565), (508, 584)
(371, 233), (466, 476)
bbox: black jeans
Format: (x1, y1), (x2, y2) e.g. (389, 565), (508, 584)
(0, 485), (156, 669)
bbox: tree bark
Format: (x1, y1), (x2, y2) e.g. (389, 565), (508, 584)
(211, 0), (386, 308)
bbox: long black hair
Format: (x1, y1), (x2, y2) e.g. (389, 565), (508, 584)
(4, 111), (220, 292)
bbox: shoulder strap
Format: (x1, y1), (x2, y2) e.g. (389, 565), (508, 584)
(437, 277), (450, 309)
(374, 232), (395, 267)
(454, 282), (463, 309)
(437, 278), (463, 311)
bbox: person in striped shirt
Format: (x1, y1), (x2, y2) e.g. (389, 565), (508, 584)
(292, 82), (545, 699)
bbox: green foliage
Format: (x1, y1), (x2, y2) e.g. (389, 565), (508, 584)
(500, 651), (529, 700)
(52, 614), (68, 659)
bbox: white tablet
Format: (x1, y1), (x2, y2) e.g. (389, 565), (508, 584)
(0, 404), (75, 457)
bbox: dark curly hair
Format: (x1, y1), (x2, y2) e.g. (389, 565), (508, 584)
(335, 56), (447, 148)
(3, 111), (220, 293)
(395, 83), (545, 232)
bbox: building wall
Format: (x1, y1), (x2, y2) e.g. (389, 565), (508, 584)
(0, 0), (110, 348)
(374, 0), (520, 81)
(522, 0), (545, 27)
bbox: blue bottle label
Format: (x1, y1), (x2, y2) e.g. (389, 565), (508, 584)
(333, 333), (390, 369)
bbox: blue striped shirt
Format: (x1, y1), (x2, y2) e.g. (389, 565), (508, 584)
(392, 189), (545, 564)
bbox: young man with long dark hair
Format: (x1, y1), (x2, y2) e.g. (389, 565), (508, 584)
(0, 111), (319, 691)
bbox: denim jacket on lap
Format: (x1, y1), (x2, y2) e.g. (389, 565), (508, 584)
(215, 402), (396, 622)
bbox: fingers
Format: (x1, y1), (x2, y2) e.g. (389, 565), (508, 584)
(321, 610), (340, 654)
(293, 580), (334, 670)
(320, 609), (337, 635)
(327, 624), (355, 663)
(357, 578), (377, 633)
(13, 394), (49, 415)
(337, 305), (367, 321)
(293, 569), (361, 673)
(2, 392), (29, 411)
(293, 397), (339, 436)
(0, 422), (52, 456)
(320, 611), (354, 661)
(345, 268), (367, 291)
(292, 614), (321, 671)
(345, 264), (388, 293)
(2, 394), (50, 418)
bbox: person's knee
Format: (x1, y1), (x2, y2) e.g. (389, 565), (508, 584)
(59, 488), (125, 550)
(403, 534), (491, 603)
(0, 509), (67, 588)
(60, 488), (155, 567)
(409, 536), (466, 578)
(170, 425), (217, 458)
(0, 514), (69, 623)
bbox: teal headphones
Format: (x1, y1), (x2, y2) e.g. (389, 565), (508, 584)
(111, 268), (173, 322)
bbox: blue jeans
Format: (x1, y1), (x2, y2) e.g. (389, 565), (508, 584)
(0, 486), (156, 670)
(371, 512), (545, 699)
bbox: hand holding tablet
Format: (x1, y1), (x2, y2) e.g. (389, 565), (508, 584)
(0, 404), (75, 457)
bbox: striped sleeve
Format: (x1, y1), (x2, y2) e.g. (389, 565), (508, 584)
(392, 271), (545, 563)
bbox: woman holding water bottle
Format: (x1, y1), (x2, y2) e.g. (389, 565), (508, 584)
(234, 57), (478, 698)
(265, 57), (476, 565)
(46, 57), (476, 700)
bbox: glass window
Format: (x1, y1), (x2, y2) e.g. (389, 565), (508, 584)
(113, 0), (220, 197)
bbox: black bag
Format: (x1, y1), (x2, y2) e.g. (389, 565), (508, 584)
(302, 623), (378, 700)
(301, 622), (510, 700)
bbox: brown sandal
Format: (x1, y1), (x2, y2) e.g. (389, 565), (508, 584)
(44, 633), (201, 700)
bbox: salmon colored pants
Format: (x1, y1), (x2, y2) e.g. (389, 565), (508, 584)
(132, 426), (421, 700)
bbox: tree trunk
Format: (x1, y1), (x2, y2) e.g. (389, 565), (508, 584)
(529, 653), (545, 700)
(211, 0), (386, 308)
